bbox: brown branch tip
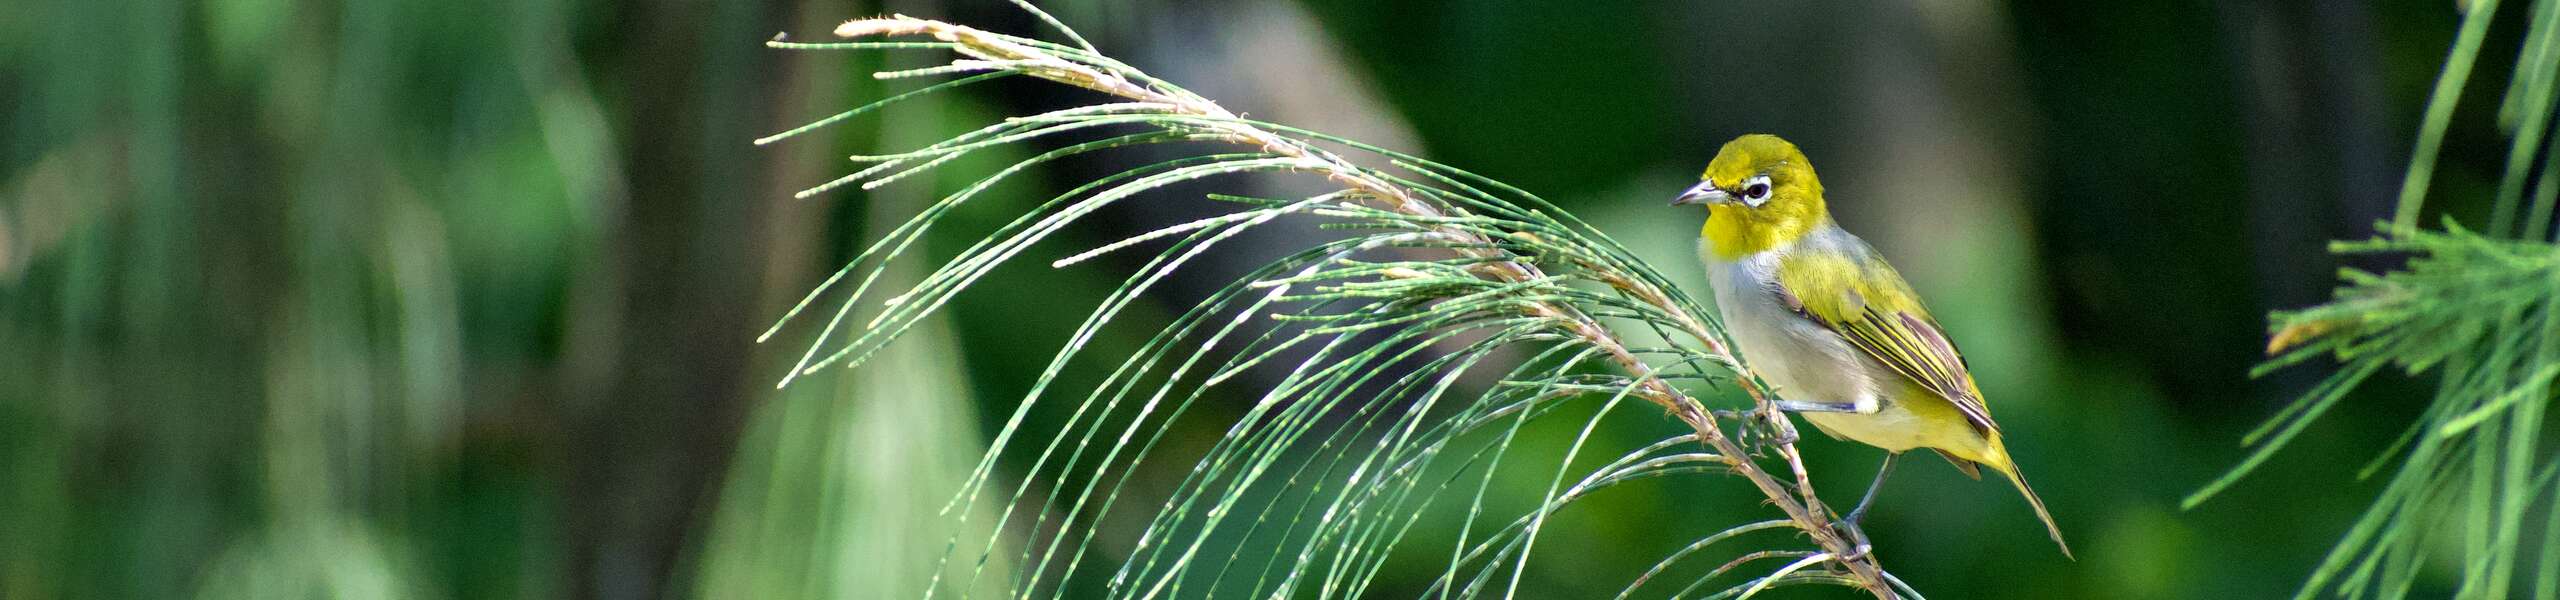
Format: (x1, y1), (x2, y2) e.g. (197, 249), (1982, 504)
(835, 15), (932, 39)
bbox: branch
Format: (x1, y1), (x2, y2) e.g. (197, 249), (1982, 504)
(823, 15), (1897, 598)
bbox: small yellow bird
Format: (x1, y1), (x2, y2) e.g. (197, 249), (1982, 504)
(1673, 134), (2070, 558)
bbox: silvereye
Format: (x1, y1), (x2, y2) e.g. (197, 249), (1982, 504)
(1674, 134), (2070, 558)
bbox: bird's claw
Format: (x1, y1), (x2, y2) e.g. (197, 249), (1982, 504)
(1711, 409), (1764, 453)
(1765, 425), (1799, 448)
(1830, 516), (1873, 563)
(1835, 541), (1875, 566)
(1719, 407), (1799, 456)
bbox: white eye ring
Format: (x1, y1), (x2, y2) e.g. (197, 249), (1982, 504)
(1740, 175), (1774, 207)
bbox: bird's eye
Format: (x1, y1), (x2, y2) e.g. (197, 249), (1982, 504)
(1740, 175), (1773, 206)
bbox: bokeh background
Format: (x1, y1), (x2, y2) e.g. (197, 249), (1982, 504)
(3, 0), (2539, 598)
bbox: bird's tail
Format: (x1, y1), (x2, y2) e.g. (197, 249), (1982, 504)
(2002, 465), (2074, 560)
(1984, 438), (2073, 560)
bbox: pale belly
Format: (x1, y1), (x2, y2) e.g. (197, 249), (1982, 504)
(1801, 406), (1948, 454)
(1703, 249), (1988, 457)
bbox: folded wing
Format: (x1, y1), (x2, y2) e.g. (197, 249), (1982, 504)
(1769, 241), (1997, 437)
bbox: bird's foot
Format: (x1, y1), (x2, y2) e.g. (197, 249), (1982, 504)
(1713, 407), (1796, 456)
(1830, 513), (1874, 562)
(1763, 416), (1800, 448)
(1721, 407), (1801, 456)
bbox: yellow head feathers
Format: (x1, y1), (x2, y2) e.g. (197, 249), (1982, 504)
(1675, 134), (1831, 260)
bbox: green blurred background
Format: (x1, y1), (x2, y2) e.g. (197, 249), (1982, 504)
(2, 0), (2539, 597)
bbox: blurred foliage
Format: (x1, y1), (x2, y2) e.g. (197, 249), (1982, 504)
(2181, 1), (2560, 597)
(0, 0), (2549, 598)
(696, 77), (1027, 599)
(2214, 224), (2560, 599)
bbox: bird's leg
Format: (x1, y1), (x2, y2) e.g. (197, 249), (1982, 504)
(1771, 397), (1873, 412)
(1771, 398), (1878, 414)
(1772, 400), (1858, 413)
(1833, 453), (1898, 561)
(1844, 453), (1897, 525)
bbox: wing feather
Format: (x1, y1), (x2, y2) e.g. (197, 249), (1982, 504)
(1771, 241), (1998, 436)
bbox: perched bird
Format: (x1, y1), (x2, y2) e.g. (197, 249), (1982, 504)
(1672, 134), (2070, 558)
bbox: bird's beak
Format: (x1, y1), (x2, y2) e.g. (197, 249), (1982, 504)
(1669, 181), (1731, 206)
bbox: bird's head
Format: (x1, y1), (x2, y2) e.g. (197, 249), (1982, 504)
(1672, 134), (1829, 260)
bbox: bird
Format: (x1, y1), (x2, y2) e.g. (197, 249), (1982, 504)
(1671, 133), (2070, 559)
